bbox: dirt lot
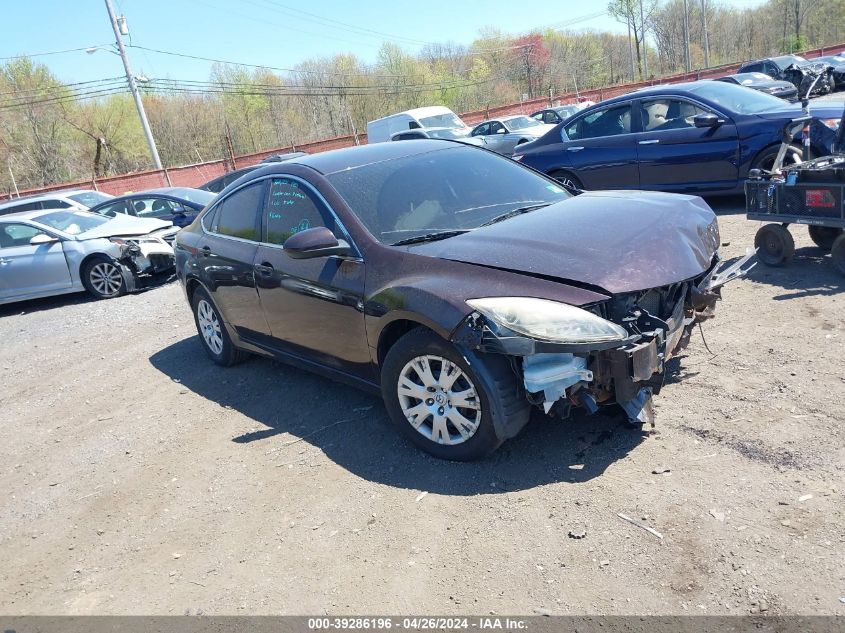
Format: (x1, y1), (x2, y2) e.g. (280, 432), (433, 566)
(1, 203), (843, 616)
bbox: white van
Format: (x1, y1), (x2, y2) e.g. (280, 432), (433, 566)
(366, 106), (472, 143)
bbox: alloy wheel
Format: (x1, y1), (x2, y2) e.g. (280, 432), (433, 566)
(197, 299), (224, 355)
(397, 355), (482, 445)
(89, 262), (123, 296)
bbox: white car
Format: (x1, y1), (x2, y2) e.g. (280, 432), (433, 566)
(0, 189), (114, 216)
(0, 209), (177, 305)
(469, 115), (557, 155)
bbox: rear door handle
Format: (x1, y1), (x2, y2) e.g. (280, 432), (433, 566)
(254, 262), (274, 276)
(638, 139), (660, 145)
(0, 258), (9, 265)
(200, 245), (211, 255)
(566, 146), (585, 152)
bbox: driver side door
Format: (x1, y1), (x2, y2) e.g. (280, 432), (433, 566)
(253, 176), (372, 381)
(0, 222), (71, 301)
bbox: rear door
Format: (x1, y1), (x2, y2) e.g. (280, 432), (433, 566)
(560, 102), (639, 189)
(634, 97), (739, 192)
(253, 176), (372, 380)
(196, 181), (272, 342)
(0, 222), (71, 300)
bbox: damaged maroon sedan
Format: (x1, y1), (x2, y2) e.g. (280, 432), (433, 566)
(175, 140), (752, 460)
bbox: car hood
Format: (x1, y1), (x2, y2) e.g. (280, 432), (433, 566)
(755, 103), (845, 121)
(77, 215), (172, 239)
(519, 123), (557, 137)
(411, 191), (720, 294)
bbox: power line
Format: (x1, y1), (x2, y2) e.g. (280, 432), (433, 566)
(0, 77), (126, 98)
(0, 86), (131, 110)
(0, 44), (113, 61)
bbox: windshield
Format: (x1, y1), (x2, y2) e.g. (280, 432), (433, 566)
(507, 116), (541, 130)
(67, 191), (113, 208)
(165, 188), (216, 205)
(425, 128), (462, 140)
(687, 81), (792, 114)
(325, 145), (570, 245)
(734, 73), (770, 83)
(33, 210), (109, 235)
(418, 112), (465, 129)
(773, 55), (806, 69)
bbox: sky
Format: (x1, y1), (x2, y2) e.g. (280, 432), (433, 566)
(1, 0), (768, 85)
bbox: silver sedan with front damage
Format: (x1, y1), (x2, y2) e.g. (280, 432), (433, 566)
(0, 209), (177, 305)
(469, 115), (557, 155)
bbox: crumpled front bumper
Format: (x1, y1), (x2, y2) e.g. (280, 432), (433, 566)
(452, 250), (756, 424)
(113, 237), (176, 289)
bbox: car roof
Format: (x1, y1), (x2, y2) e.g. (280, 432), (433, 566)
(0, 189), (94, 208)
(0, 208), (87, 222)
(262, 139), (460, 176)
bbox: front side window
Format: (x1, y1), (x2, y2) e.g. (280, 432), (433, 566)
(565, 104), (632, 140)
(0, 223), (46, 248)
(125, 197), (182, 219)
(40, 199), (72, 210)
(471, 123), (490, 137)
(264, 178), (336, 245)
(213, 182), (264, 241)
(93, 201), (130, 218)
(542, 111), (560, 124)
(641, 99), (707, 132)
(489, 121), (506, 134)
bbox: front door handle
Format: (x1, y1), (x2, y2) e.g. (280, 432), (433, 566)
(254, 262), (274, 276)
(638, 139), (660, 145)
(0, 258), (9, 265)
(566, 146), (585, 152)
(200, 245), (211, 256)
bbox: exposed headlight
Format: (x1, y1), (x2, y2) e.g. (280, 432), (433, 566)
(819, 118), (841, 131)
(466, 297), (628, 344)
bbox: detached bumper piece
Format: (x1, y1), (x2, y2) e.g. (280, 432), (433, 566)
(115, 237), (176, 288)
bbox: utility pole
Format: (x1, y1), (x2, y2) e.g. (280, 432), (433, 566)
(682, 0), (691, 73)
(103, 0), (162, 170)
(627, 15), (635, 80)
(701, 0), (710, 68)
(639, 0), (649, 79)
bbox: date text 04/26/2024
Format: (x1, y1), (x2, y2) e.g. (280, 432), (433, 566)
(307, 617), (528, 630)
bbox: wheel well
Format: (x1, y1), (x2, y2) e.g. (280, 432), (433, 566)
(185, 278), (202, 304)
(377, 319), (431, 367)
(79, 252), (112, 274)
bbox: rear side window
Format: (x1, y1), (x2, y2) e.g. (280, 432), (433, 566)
(40, 199), (72, 210)
(1, 201), (42, 214)
(264, 178), (336, 245)
(213, 182), (264, 241)
(565, 104), (632, 141)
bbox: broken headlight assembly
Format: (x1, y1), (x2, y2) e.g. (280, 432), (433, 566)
(466, 297), (628, 344)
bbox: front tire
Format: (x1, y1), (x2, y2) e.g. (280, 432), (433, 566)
(381, 328), (528, 461)
(191, 287), (247, 366)
(751, 143), (802, 173)
(81, 256), (126, 299)
(755, 223), (795, 266)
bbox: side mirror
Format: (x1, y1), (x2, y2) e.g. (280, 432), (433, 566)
(283, 226), (350, 259)
(30, 233), (57, 245)
(694, 113), (723, 128)
(496, 128), (507, 134)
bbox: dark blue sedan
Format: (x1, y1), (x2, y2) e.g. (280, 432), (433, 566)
(514, 81), (844, 194)
(88, 187), (216, 228)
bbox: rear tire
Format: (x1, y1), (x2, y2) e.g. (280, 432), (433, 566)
(549, 170), (584, 192)
(807, 225), (842, 251)
(754, 223), (795, 266)
(81, 256), (126, 299)
(831, 234), (845, 276)
(191, 287), (247, 366)
(381, 327), (528, 461)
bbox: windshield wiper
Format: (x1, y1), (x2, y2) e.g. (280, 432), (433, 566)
(479, 203), (551, 227)
(391, 229), (471, 246)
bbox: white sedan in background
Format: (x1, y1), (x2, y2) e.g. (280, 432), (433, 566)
(0, 209), (178, 305)
(468, 115), (557, 155)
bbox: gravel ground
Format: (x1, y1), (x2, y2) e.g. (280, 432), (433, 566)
(1, 201), (843, 616)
